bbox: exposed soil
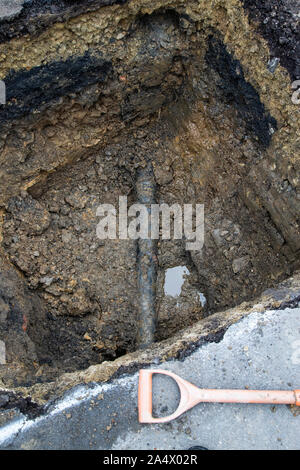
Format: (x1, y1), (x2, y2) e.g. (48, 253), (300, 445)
(0, 1), (299, 391)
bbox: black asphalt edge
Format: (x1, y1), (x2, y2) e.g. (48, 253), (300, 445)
(273, 293), (300, 310)
(205, 34), (277, 148)
(111, 326), (229, 381)
(0, 50), (112, 123)
(241, 0), (300, 81)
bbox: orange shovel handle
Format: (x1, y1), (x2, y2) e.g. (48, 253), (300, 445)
(138, 369), (300, 424)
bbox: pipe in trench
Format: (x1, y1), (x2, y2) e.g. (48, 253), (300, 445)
(135, 162), (157, 350)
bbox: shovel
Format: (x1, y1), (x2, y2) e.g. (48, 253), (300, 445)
(138, 369), (300, 423)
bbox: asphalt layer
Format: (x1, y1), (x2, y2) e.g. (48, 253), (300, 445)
(0, 307), (299, 450)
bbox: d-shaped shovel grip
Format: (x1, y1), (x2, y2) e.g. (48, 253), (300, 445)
(138, 369), (300, 423)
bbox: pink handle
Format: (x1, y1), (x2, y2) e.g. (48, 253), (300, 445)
(138, 369), (300, 423)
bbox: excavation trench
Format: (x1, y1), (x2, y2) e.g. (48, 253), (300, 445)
(0, 3), (299, 393)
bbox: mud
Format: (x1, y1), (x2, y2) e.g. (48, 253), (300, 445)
(0, 0), (299, 395)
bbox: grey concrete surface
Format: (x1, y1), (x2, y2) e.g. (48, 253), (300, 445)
(0, 307), (299, 450)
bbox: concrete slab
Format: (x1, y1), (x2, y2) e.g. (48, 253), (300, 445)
(0, 307), (299, 450)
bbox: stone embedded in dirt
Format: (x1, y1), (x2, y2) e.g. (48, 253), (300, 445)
(212, 229), (224, 247)
(39, 277), (54, 287)
(61, 230), (72, 244)
(153, 165), (173, 185)
(65, 192), (88, 210)
(232, 257), (250, 274)
(0, 0), (23, 21)
(268, 57), (280, 74)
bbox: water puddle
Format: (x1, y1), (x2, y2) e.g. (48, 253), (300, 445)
(163, 266), (189, 297)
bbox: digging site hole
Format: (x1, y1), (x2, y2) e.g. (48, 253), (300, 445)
(0, 2), (299, 391)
